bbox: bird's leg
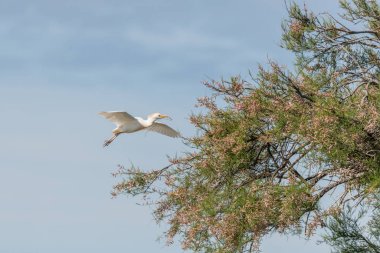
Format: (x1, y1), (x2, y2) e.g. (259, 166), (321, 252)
(103, 133), (119, 147)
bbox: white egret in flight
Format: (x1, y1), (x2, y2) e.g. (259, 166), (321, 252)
(99, 111), (181, 147)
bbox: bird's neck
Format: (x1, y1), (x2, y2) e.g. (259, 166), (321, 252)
(145, 115), (157, 125)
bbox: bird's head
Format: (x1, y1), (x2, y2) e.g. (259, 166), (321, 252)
(150, 112), (172, 121)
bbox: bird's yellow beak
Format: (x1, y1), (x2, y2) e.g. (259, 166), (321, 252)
(160, 114), (172, 120)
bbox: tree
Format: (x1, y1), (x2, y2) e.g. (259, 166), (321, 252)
(323, 199), (380, 253)
(112, 1), (380, 252)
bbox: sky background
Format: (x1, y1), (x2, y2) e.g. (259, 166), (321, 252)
(1, 1), (342, 252)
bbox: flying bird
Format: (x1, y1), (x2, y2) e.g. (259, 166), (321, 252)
(99, 111), (181, 147)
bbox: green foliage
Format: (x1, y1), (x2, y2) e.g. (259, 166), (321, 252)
(323, 201), (380, 253)
(113, 1), (380, 252)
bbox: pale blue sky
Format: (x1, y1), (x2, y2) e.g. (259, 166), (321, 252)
(0, 1), (341, 252)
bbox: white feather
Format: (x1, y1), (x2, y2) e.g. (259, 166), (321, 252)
(147, 123), (181, 138)
(99, 111), (180, 147)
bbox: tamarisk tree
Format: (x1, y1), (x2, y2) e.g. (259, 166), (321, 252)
(112, 1), (380, 252)
(323, 197), (380, 253)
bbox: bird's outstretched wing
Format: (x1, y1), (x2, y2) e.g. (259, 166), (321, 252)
(98, 111), (136, 127)
(147, 123), (181, 138)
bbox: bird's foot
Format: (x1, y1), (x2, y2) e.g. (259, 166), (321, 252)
(103, 140), (111, 147)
